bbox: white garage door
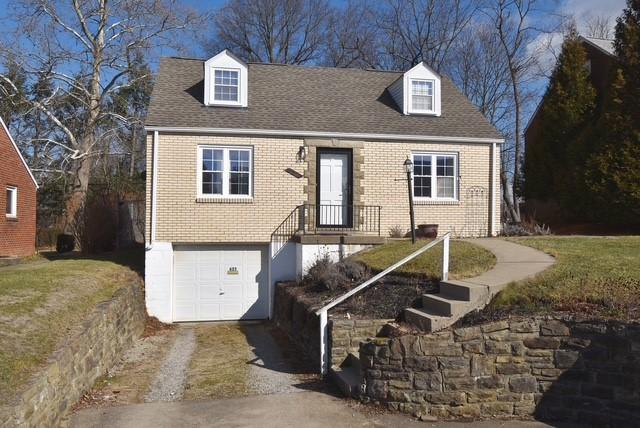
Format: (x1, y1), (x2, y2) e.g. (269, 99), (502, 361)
(173, 245), (269, 322)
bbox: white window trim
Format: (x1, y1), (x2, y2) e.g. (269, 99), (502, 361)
(210, 67), (242, 107)
(197, 146), (253, 199)
(6, 186), (17, 218)
(409, 78), (436, 115)
(411, 152), (459, 201)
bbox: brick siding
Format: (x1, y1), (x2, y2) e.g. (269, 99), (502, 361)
(146, 133), (501, 243)
(0, 126), (36, 257)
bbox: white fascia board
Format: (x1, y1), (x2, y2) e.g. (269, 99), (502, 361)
(144, 126), (504, 144)
(0, 116), (39, 188)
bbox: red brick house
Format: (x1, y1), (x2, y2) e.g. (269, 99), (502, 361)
(0, 116), (38, 257)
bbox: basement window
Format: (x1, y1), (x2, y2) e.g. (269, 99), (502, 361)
(5, 186), (17, 218)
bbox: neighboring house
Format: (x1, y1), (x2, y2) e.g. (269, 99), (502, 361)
(144, 50), (502, 323)
(0, 116), (38, 257)
(524, 36), (615, 221)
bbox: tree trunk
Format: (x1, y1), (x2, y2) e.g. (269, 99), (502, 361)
(64, 154), (91, 233)
(129, 126), (137, 177)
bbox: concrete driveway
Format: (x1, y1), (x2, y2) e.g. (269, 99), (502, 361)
(71, 391), (559, 428)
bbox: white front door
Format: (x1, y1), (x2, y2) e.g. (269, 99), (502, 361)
(172, 245), (268, 321)
(319, 152), (349, 226)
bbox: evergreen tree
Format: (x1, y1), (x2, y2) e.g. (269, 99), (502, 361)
(586, 0), (640, 224)
(525, 26), (596, 216)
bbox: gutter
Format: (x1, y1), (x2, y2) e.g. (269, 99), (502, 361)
(143, 126), (504, 145)
(145, 130), (159, 250)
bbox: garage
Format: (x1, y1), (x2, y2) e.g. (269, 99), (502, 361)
(172, 245), (270, 322)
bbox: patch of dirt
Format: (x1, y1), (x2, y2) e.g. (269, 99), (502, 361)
(73, 327), (178, 410)
(143, 315), (175, 337)
(288, 274), (437, 320)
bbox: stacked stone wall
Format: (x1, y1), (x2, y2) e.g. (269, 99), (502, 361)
(360, 317), (640, 426)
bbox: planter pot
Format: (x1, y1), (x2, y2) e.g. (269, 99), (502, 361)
(417, 224), (438, 239)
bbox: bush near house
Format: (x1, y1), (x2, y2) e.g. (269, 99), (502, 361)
(482, 236), (640, 320)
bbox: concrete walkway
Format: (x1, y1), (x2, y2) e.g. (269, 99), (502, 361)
(405, 238), (555, 331)
(70, 391), (559, 428)
(460, 238), (556, 292)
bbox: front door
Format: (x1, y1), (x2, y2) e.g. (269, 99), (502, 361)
(318, 150), (351, 226)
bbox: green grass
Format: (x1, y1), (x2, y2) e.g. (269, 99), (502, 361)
(490, 237), (640, 319)
(352, 239), (496, 280)
(0, 255), (141, 404)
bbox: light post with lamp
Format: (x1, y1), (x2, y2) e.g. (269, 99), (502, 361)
(403, 157), (416, 244)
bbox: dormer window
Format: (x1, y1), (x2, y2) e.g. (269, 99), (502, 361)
(388, 62), (441, 116)
(204, 50), (248, 107)
(214, 69), (240, 102)
(411, 79), (434, 113)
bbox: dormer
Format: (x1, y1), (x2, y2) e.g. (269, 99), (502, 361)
(388, 62), (442, 116)
(204, 50), (248, 108)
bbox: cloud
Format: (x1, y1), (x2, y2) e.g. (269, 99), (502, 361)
(562, 0), (626, 36)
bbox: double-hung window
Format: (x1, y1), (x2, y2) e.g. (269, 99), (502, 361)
(5, 186), (17, 217)
(411, 79), (434, 113)
(199, 147), (252, 198)
(412, 153), (457, 200)
(213, 69), (239, 103)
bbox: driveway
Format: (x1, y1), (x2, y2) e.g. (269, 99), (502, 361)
(70, 322), (559, 428)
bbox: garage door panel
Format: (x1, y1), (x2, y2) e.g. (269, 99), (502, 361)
(173, 245), (269, 322)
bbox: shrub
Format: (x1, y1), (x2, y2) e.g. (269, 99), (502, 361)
(388, 225), (406, 238)
(303, 254), (370, 292)
(501, 218), (551, 236)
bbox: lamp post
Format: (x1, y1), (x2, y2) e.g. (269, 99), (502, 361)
(404, 157), (416, 244)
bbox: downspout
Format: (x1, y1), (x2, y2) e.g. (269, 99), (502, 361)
(145, 130), (159, 250)
(490, 142), (496, 236)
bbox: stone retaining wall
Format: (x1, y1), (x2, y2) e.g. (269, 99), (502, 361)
(2, 281), (145, 428)
(273, 283), (390, 369)
(360, 317), (640, 426)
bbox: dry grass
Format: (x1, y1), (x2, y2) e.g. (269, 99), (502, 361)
(352, 239), (496, 280)
(183, 324), (251, 400)
(0, 256), (140, 404)
(490, 236), (640, 319)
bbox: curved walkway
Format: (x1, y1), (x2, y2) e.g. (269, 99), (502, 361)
(405, 238), (555, 332)
(460, 238), (556, 292)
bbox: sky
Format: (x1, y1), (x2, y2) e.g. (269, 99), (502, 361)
(0, 0), (628, 125)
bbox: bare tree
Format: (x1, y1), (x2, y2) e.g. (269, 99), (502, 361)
(206, 0), (331, 65)
(483, 0), (554, 223)
(585, 15), (612, 39)
(449, 23), (514, 139)
(0, 0), (201, 235)
(323, 0), (380, 68)
(377, 0), (481, 72)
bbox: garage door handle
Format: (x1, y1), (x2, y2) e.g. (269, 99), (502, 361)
(219, 290), (225, 295)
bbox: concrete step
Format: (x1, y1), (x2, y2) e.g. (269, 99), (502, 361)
(439, 280), (488, 302)
(421, 293), (468, 317)
(403, 307), (453, 332)
(331, 365), (362, 397)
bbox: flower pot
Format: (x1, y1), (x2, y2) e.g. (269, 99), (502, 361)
(417, 224), (438, 239)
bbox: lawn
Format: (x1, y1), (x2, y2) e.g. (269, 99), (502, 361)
(352, 239), (496, 280)
(489, 236), (640, 319)
(0, 254), (141, 404)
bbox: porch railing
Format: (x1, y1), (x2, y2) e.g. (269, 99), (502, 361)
(300, 204), (381, 235)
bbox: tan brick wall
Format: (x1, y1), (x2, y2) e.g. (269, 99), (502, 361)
(146, 133), (501, 243)
(362, 141), (499, 238)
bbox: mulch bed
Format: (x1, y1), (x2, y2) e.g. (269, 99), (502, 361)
(290, 274), (438, 320)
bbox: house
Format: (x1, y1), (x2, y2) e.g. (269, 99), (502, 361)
(0, 116), (38, 257)
(144, 50), (502, 323)
(523, 36), (615, 222)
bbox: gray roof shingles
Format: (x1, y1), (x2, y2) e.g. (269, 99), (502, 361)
(146, 57), (502, 141)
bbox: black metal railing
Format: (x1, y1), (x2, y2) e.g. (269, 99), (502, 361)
(270, 204), (382, 254)
(301, 204), (381, 235)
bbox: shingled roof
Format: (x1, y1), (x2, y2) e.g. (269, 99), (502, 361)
(146, 57), (502, 141)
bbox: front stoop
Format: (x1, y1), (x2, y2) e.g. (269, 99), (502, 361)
(404, 238), (556, 332)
